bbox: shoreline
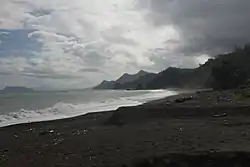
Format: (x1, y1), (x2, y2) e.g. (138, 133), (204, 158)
(0, 89), (181, 129)
(2, 90), (250, 166)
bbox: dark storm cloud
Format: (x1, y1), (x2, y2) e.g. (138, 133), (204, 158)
(146, 0), (250, 56)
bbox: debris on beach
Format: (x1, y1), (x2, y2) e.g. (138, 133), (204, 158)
(241, 132), (247, 136)
(223, 120), (229, 126)
(72, 130), (81, 135)
(174, 96), (194, 103)
(39, 129), (55, 136)
(53, 138), (64, 145)
(213, 113), (227, 118)
(72, 129), (88, 136)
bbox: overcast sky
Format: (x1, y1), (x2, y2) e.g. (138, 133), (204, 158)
(0, 0), (249, 90)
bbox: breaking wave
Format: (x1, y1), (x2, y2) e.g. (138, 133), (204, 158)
(0, 90), (177, 127)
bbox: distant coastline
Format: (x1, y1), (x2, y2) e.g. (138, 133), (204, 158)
(0, 86), (35, 93)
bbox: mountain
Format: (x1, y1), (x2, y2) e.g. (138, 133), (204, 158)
(94, 45), (250, 90)
(208, 45), (250, 89)
(145, 65), (212, 89)
(94, 67), (210, 90)
(1, 87), (35, 93)
(112, 66), (211, 90)
(116, 70), (149, 84)
(113, 73), (157, 89)
(93, 80), (116, 90)
(93, 70), (153, 89)
(136, 45), (250, 90)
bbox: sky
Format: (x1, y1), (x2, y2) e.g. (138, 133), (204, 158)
(0, 0), (249, 90)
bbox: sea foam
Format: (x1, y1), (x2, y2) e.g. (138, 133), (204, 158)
(0, 90), (177, 127)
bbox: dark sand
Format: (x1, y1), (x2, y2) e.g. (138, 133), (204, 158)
(2, 90), (250, 166)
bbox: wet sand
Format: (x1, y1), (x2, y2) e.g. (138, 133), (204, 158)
(1, 90), (250, 166)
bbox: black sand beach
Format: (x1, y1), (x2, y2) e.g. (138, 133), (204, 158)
(2, 90), (250, 166)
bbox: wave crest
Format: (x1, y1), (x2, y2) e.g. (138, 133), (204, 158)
(0, 90), (177, 127)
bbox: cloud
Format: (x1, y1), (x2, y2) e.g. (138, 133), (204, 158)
(29, 9), (54, 17)
(145, 0), (250, 55)
(0, 0), (248, 89)
(0, 0), (181, 89)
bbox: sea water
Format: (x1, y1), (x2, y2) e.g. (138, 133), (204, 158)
(0, 89), (178, 127)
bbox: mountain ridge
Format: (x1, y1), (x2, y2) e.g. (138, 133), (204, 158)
(116, 70), (150, 84)
(94, 45), (250, 90)
(93, 70), (153, 89)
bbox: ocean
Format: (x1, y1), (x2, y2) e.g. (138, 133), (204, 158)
(0, 89), (178, 127)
